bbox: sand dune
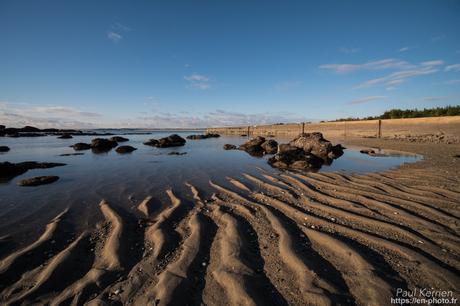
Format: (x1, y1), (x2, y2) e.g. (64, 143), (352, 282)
(1, 164), (459, 305)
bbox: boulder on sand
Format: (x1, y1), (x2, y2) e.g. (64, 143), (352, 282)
(70, 143), (91, 151)
(17, 176), (59, 186)
(0, 146), (10, 152)
(110, 136), (129, 142)
(223, 144), (237, 150)
(144, 134), (186, 148)
(115, 145), (137, 153)
(289, 132), (333, 159)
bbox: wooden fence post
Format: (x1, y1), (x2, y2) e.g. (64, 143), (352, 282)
(378, 120), (382, 138)
(247, 126), (250, 137)
(301, 122), (305, 134)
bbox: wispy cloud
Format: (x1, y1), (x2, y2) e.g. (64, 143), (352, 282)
(339, 47), (361, 54)
(445, 79), (460, 85)
(431, 35), (446, 42)
(319, 58), (413, 74)
(107, 31), (122, 43)
(445, 64), (460, 72)
(346, 59), (443, 90)
(347, 96), (385, 105)
(398, 46), (410, 52)
(113, 22), (131, 32)
(0, 102), (102, 128)
(184, 73), (211, 90)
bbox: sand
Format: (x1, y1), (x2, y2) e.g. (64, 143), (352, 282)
(0, 137), (459, 305)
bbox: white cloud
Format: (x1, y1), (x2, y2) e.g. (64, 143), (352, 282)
(351, 60), (442, 90)
(339, 47), (361, 54)
(107, 31), (122, 43)
(445, 64), (460, 72)
(399, 47), (410, 52)
(113, 22), (131, 32)
(348, 96), (386, 105)
(184, 73), (211, 90)
(319, 58), (413, 74)
(184, 74), (209, 82)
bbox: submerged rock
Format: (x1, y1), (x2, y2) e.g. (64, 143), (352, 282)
(57, 134), (73, 139)
(0, 162), (66, 180)
(91, 138), (118, 151)
(186, 133), (220, 140)
(223, 144), (237, 150)
(144, 134), (186, 148)
(115, 145), (137, 153)
(17, 176), (59, 186)
(70, 143), (91, 151)
(168, 151), (187, 155)
(59, 153), (84, 156)
(0, 146), (10, 152)
(110, 136), (129, 142)
(143, 139), (159, 147)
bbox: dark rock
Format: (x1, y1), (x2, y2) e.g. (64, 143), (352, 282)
(143, 139), (159, 147)
(21, 126), (41, 132)
(115, 145), (137, 153)
(157, 134), (186, 148)
(17, 176), (59, 186)
(261, 140), (278, 154)
(0, 161), (66, 180)
(90, 138), (118, 152)
(329, 144), (345, 159)
(71, 143), (91, 151)
(223, 144), (237, 150)
(57, 134), (73, 139)
(110, 136), (129, 142)
(168, 152), (187, 155)
(59, 153), (84, 156)
(186, 133), (220, 140)
(239, 136), (266, 149)
(0, 146), (10, 152)
(360, 149), (375, 155)
(289, 132), (332, 159)
(240, 134), (248, 137)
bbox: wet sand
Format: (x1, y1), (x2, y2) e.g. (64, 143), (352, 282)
(0, 137), (459, 305)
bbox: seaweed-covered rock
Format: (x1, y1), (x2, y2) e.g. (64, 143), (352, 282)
(223, 144), (237, 150)
(110, 136), (129, 142)
(17, 176), (59, 186)
(115, 145), (137, 153)
(70, 143), (91, 151)
(289, 132), (332, 159)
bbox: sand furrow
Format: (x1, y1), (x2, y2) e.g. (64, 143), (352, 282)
(50, 200), (124, 306)
(137, 195), (155, 218)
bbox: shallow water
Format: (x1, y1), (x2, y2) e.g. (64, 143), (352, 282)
(0, 131), (420, 238)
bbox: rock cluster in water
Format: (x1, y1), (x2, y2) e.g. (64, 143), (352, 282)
(238, 136), (278, 157)
(70, 137), (133, 153)
(223, 144), (237, 150)
(17, 176), (59, 186)
(268, 133), (344, 170)
(144, 134), (186, 148)
(186, 133), (220, 140)
(116, 145), (137, 154)
(110, 136), (129, 142)
(0, 125), (113, 137)
(0, 146), (10, 152)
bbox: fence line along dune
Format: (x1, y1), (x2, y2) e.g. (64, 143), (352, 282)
(206, 115), (460, 142)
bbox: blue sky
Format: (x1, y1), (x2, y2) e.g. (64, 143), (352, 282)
(1, 0), (460, 128)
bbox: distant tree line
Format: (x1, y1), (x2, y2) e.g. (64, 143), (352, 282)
(329, 105), (460, 122)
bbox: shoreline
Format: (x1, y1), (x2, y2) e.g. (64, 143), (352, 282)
(0, 136), (459, 305)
